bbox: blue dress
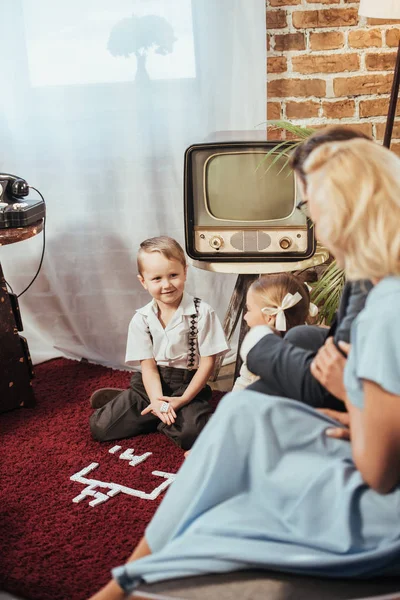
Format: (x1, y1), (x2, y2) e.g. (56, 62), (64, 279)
(113, 277), (400, 594)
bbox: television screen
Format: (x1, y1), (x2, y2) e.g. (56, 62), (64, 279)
(184, 137), (315, 262)
(205, 152), (294, 222)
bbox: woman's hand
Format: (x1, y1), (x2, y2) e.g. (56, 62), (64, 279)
(317, 408), (350, 440)
(311, 338), (350, 402)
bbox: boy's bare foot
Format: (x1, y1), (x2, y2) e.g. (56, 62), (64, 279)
(90, 388), (124, 409)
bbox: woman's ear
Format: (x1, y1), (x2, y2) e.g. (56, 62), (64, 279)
(137, 274), (147, 290)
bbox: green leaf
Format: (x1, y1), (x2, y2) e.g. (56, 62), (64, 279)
(310, 261), (346, 325)
(263, 120), (316, 139)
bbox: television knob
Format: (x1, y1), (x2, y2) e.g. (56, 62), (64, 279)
(209, 235), (224, 250)
(279, 237), (292, 250)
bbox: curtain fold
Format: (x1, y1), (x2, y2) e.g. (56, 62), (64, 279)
(0, 0), (267, 368)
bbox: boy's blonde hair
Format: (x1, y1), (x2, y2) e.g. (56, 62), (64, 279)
(250, 273), (310, 331)
(137, 236), (187, 276)
(304, 139), (400, 281)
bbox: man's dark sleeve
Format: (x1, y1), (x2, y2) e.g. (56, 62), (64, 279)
(333, 280), (373, 344)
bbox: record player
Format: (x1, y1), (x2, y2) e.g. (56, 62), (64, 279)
(0, 173), (46, 228)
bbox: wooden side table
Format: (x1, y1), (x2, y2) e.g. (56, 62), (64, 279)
(0, 220), (43, 412)
(191, 244), (330, 382)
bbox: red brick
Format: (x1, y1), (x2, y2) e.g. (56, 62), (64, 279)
(333, 74), (393, 96)
(268, 56), (288, 74)
(269, 0), (301, 5)
(386, 29), (400, 47)
(274, 32), (306, 52)
(267, 10), (287, 29)
(292, 8), (358, 29)
(359, 98), (400, 118)
(266, 126), (285, 141)
(267, 101), (282, 120)
(375, 122), (400, 139)
(348, 29), (382, 48)
(268, 78), (326, 98)
(292, 54), (359, 74)
(367, 18), (400, 26)
(309, 31), (344, 50)
(322, 99), (355, 119)
(311, 123), (373, 137)
(389, 141), (400, 155)
(286, 101), (320, 118)
(366, 53), (397, 71)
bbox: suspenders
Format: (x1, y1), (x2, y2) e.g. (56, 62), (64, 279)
(145, 297), (201, 370)
(187, 297), (201, 370)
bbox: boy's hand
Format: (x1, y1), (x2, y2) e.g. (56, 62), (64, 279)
(159, 395), (185, 411)
(141, 399), (177, 425)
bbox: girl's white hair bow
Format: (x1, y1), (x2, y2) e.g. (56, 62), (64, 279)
(308, 302), (319, 318)
(261, 292), (303, 331)
(304, 283), (319, 318)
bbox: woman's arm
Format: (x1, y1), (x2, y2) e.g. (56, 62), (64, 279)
(347, 380), (400, 494)
(311, 339), (400, 492)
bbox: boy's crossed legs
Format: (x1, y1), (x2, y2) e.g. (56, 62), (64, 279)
(89, 367), (212, 451)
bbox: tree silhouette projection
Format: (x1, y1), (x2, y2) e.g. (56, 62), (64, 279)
(108, 14), (177, 82)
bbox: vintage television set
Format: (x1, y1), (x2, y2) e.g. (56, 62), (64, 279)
(184, 132), (315, 263)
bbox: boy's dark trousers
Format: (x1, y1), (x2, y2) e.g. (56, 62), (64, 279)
(90, 367), (212, 451)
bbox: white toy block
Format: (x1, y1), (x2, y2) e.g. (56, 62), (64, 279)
(89, 492), (110, 507)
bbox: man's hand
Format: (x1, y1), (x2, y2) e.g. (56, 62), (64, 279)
(141, 398), (177, 425)
(317, 408), (350, 440)
(310, 338), (350, 402)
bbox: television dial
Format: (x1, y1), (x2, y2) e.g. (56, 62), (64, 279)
(209, 235), (224, 250)
(279, 237), (292, 250)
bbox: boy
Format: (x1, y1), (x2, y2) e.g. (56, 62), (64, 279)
(89, 236), (229, 450)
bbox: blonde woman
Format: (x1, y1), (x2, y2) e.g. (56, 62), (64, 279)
(90, 139), (400, 600)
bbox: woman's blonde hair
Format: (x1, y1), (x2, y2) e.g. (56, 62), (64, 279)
(137, 236), (187, 276)
(304, 139), (400, 281)
(250, 273), (310, 331)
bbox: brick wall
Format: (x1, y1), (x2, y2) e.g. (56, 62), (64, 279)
(266, 0), (400, 153)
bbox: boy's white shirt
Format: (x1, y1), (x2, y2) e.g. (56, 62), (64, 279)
(125, 291), (229, 371)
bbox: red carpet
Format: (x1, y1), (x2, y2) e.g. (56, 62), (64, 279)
(0, 358), (224, 600)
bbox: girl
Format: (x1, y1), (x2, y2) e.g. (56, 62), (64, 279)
(89, 138), (400, 600)
(233, 273), (318, 391)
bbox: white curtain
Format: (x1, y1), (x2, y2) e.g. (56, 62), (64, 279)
(0, 0), (267, 368)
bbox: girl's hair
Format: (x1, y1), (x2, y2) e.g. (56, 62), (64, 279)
(250, 273), (310, 331)
(289, 126), (371, 186)
(303, 138), (400, 281)
(137, 236), (187, 276)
